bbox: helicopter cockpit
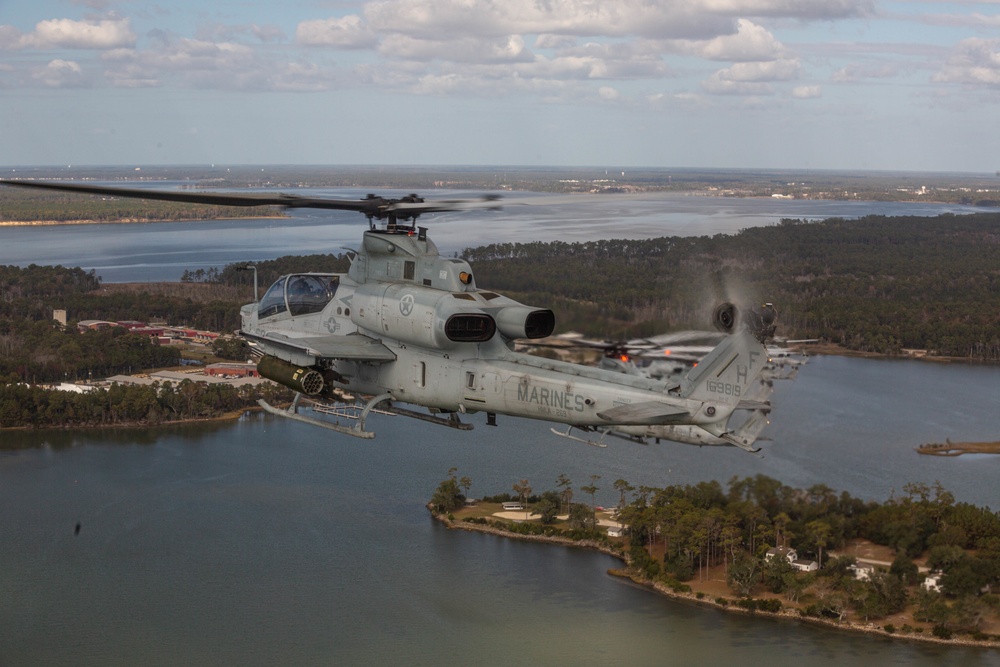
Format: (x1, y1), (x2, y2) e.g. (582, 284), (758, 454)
(258, 274), (340, 319)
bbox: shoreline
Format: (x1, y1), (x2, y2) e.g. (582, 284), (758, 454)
(430, 509), (1000, 650)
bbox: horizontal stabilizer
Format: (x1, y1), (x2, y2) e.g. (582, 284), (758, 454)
(597, 401), (689, 425)
(719, 410), (771, 453)
(736, 399), (771, 411)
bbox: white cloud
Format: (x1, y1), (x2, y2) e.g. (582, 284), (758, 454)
(296, 15), (378, 49)
(701, 58), (799, 95)
(713, 58), (800, 82)
(101, 37), (316, 91)
(792, 84), (821, 98)
(700, 0), (873, 20)
(831, 62), (900, 82)
(357, 0), (873, 42)
(377, 34), (533, 64)
(32, 59), (86, 87)
(535, 34), (576, 50)
(549, 41), (670, 78)
(598, 86), (619, 100)
(674, 19), (786, 61)
(362, 0), (729, 41)
(27, 18), (135, 50)
(408, 70), (575, 96)
(933, 37), (1000, 87)
(701, 77), (774, 95)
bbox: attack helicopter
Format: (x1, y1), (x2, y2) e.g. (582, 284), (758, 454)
(1, 178), (778, 453)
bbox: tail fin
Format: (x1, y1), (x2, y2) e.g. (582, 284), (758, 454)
(679, 329), (768, 411)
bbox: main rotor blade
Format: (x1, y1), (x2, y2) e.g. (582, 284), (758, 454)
(0, 179), (502, 218)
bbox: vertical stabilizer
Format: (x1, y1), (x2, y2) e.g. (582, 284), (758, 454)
(679, 330), (768, 410)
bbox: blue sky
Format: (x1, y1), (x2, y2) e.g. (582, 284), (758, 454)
(2, 0), (999, 171)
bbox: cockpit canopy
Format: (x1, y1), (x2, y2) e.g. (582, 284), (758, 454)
(259, 274), (339, 319)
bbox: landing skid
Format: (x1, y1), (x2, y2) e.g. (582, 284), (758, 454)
(258, 394), (377, 439)
(549, 426), (609, 448)
(258, 392), (473, 438)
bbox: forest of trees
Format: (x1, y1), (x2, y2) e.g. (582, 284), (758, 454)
(462, 212), (1000, 359)
(435, 473), (1000, 639)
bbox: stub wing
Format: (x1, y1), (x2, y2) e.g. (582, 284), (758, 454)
(245, 331), (397, 363)
(597, 401), (689, 425)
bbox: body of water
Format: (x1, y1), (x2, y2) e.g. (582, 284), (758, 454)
(1, 188), (996, 282)
(1, 356), (999, 665)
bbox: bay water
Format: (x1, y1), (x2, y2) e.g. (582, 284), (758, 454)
(2, 195), (999, 664)
(1, 355), (999, 665)
(1, 190), (996, 282)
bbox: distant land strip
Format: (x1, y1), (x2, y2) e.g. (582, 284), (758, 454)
(917, 441), (1000, 456)
(0, 215), (285, 226)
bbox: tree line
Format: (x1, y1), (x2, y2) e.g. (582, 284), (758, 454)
(463, 212), (1000, 358)
(0, 379), (292, 429)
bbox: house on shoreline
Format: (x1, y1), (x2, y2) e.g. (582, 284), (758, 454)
(765, 546), (819, 572)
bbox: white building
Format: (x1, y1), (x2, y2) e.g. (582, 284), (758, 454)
(848, 563), (876, 581)
(922, 572), (943, 593)
(766, 547), (817, 572)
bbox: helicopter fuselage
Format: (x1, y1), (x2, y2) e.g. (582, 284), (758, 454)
(241, 228), (770, 439)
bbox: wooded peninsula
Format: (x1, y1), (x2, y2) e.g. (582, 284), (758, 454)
(430, 472), (1000, 646)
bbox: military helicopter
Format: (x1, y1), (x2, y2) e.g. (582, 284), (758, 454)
(2, 179), (778, 453)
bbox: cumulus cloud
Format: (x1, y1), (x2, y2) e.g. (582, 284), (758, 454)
(702, 58), (799, 94)
(545, 41), (670, 78)
(792, 84), (821, 98)
(297, 15), (377, 48)
(700, 0), (873, 20)
(702, 77), (773, 95)
(713, 58), (800, 82)
(362, 0), (729, 41)
(535, 34), (576, 50)
(32, 59), (87, 87)
(378, 34), (533, 64)
(0, 0), (875, 100)
(933, 37), (1000, 87)
(357, 0), (873, 41)
(675, 19), (785, 62)
(101, 35), (333, 91)
(27, 18), (135, 50)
